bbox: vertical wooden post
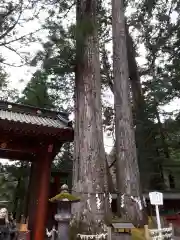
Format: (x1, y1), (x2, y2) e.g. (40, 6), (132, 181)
(107, 226), (112, 240)
(25, 162), (33, 220)
(169, 223), (174, 238)
(144, 225), (150, 240)
(28, 161), (40, 232)
(33, 144), (53, 240)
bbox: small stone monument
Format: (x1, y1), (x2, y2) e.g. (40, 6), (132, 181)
(49, 184), (80, 240)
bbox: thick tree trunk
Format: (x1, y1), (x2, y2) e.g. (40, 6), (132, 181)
(125, 26), (155, 190)
(73, 0), (110, 234)
(102, 24), (154, 190)
(112, 0), (145, 225)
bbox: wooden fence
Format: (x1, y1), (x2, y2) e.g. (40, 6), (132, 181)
(144, 223), (174, 240)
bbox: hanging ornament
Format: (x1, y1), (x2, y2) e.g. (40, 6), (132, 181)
(137, 197), (143, 210)
(46, 228), (52, 237)
(108, 193), (112, 207)
(103, 224), (107, 232)
(121, 194), (125, 208)
(143, 196), (147, 207)
(96, 193), (101, 210)
(46, 227), (57, 237)
(131, 196), (143, 210)
(87, 193), (91, 211)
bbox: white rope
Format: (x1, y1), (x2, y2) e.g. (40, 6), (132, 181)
(109, 193), (112, 206)
(77, 233), (107, 239)
(150, 227), (172, 234)
(151, 234), (172, 240)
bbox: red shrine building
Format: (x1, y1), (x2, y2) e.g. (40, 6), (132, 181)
(0, 100), (73, 240)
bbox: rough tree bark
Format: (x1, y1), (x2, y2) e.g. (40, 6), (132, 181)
(102, 25), (154, 190)
(72, 0), (110, 234)
(112, 0), (145, 225)
(125, 26), (155, 190)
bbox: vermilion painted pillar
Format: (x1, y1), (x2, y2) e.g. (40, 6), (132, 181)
(47, 175), (60, 229)
(33, 144), (53, 240)
(28, 161), (40, 233)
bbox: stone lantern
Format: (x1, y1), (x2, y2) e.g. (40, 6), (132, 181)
(49, 184), (80, 240)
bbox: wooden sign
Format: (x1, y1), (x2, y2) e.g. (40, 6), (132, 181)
(149, 192), (163, 206)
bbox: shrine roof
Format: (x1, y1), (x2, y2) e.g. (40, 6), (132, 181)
(0, 100), (71, 129)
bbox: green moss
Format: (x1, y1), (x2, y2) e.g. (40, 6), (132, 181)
(49, 192), (80, 202)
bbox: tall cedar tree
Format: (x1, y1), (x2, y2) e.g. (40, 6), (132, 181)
(112, 0), (146, 225)
(73, 0), (110, 233)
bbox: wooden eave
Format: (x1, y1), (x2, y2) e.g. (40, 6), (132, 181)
(0, 101), (74, 161)
(0, 119), (73, 141)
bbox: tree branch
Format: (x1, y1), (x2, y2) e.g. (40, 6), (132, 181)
(64, 1), (76, 18)
(4, 45), (28, 63)
(0, 61), (25, 68)
(0, 2), (23, 41)
(0, 28), (42, 47)
(108, 159), (116, 169)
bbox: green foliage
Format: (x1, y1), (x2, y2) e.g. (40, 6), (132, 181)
(123, 0), (180, 190)
(0, 166), (16, 203)
(0, 0), (45, 67)
(0, 162), (29, 217)
(18, 70), (55, 109)
(0, 66), (8, 91)
(0, 65), (18, 101)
